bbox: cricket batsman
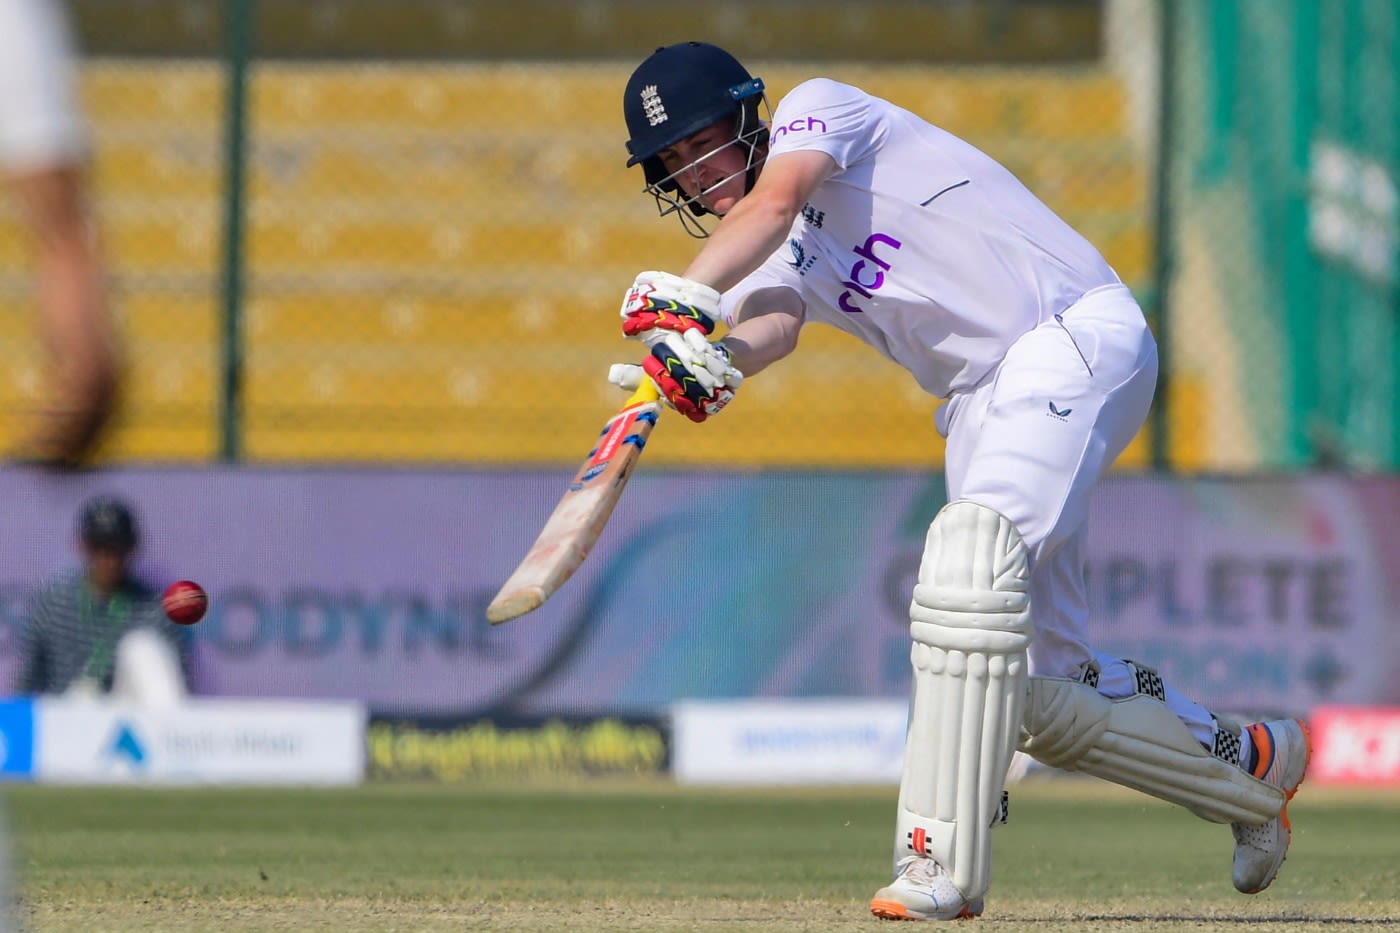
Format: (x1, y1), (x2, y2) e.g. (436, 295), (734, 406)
(609, 42), (1310, 920)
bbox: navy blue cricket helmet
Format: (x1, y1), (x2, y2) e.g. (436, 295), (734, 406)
(623, 42), (769, 231)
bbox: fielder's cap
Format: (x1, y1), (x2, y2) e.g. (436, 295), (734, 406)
(79, 496), (137, 550)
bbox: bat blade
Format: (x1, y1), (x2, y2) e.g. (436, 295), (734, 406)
(486, 382), (662, 624)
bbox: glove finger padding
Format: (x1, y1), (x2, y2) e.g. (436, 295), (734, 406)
(640, 330), (742, 423)
(620, 271), (720, 340)
(608, 363), (645, 391)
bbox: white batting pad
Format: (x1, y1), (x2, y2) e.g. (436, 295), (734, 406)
(1020, 677), (1283, 825)
(895, 500), (1032, 900)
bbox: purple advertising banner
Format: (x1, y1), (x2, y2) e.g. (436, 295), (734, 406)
(0, 466), (1396, 716)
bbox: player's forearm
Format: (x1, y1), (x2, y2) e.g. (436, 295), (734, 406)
(12, 168), (118, 461)
(39, 239), (111, 358)
(683, 150), (834, 292)
(722, 291), (803, 376)
(682, 194), (794, 293)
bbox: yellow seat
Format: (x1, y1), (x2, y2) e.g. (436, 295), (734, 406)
(116, 293), (220, 342)
(106, 418), (219, 461)
(250, 64), (623, 134)
(97, 203), (218, 272)
(91, 136), (220, 199)
(80, 64), (222, 129)
(245, 287), (645, 350)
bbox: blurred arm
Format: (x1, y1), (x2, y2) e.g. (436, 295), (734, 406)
(8, 165), (120, 464)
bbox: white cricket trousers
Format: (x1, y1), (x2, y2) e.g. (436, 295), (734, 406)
(937, 284), (1217, 742)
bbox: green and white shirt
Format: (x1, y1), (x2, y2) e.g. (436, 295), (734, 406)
(15, 571), (190, 695)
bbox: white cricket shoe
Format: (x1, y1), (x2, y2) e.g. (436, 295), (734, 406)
(1231, 718), (1312, 894)
(870, 856), (984, 921)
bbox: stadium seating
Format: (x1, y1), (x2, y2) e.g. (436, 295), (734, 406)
(0, 61), (1155, 466)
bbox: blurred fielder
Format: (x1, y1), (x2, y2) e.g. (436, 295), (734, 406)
(1, 0), (117, 467)
(612, 42), (1310, 921)
(16, 495), (190, 705)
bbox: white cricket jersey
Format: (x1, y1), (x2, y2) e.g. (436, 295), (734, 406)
(719, 78), (1123, 398)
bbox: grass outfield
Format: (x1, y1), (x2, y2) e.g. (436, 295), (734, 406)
(4, 779), (1398, 932)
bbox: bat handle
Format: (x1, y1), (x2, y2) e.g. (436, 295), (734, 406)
(624, 378), (661, 407)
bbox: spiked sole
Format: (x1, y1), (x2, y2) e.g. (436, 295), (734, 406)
(1239, 718), (1313, 895)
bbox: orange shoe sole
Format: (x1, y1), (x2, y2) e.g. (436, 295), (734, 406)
(870, 898), (981, 921)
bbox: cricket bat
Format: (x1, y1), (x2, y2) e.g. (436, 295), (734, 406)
(485, 380), (663, 624)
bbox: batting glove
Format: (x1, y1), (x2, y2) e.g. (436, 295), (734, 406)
(608, 330), (743, 423)
(620, 271), (721, 341)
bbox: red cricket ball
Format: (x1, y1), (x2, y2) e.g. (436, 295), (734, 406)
(162, 580), (208, 625)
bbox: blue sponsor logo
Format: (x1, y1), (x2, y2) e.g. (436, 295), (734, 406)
(0, 700), (34, 778)
(570, 464), (608, 490)
(105, 721), (147, 768)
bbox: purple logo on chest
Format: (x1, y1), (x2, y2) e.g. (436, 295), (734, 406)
(838, 233), (902, 313)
